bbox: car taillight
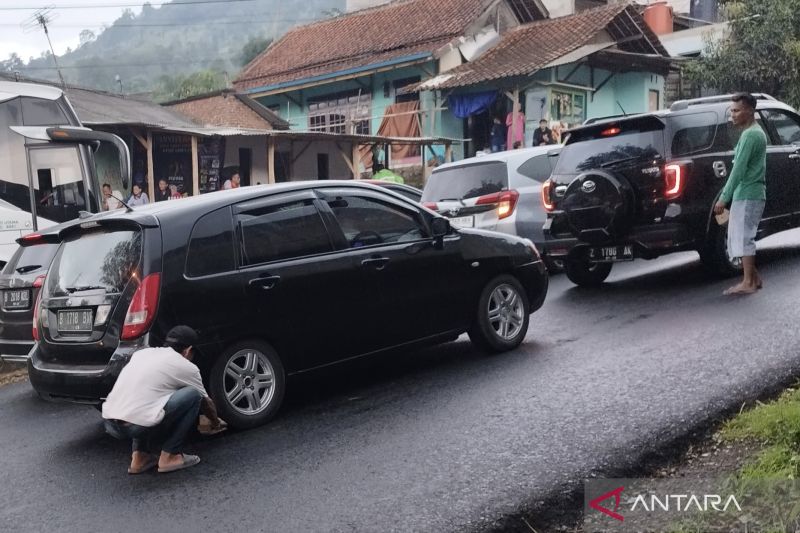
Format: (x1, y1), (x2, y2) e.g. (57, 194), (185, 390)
(423, 201), (438, 211)
(541, 180), (555, 212)
(121, 273), (161, 340)
(31, 274), (46, 342)
(476, 190), (519, 220)
(664, 163), (685, 199)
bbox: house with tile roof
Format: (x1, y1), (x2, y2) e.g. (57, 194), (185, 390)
(236, 0), (672, 177)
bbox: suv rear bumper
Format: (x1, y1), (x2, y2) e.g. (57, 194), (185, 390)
(28, 343), (142, 404)
(542, 221), (695, 260)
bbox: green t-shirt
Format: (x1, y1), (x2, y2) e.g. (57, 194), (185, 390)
(719, 124), (767, 203)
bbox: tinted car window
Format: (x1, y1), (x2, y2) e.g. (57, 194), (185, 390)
(48, 230), (142, 296)
(669, 112), (717, 156)
(422, 161), (508, 202)
(236, 199), (332, 266)
(186, 207), (235, 277)
(517, 154), (557, 182)
(556, 119), (665, 174)
(326, 194), (428, 248)
(2, 243), (59, 275)
(724, 110), (771, 148)
(761, 109), (800, 145)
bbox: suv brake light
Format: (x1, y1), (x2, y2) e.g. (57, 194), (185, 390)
(541, 180), (555, 212)
(31, 274), (46, 341)
(476, 190), (519, 220)
(664, 163), (685, 199)
(121, 273), (161, 340)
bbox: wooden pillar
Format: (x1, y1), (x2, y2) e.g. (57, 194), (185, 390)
(191, 136), (199, 196)
(352, 142), (360, 180)
(422, 145), (432, 182)
(445, 143), (453, 163)
(146, 131), (155, 197)
(506, 88), (521, 149)
(267, 136), (276, 184)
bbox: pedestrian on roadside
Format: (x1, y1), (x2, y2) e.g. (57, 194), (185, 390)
(154, 179), (170, 202)
(714, 92), (767, 295)
(533, 119), (553, 146)
(102, 325), (226, 474)
(102, 183), (121, 211)
(222, 172), (241, 190)
(127, 183), (149, 206)
(490, 117), (506, 153)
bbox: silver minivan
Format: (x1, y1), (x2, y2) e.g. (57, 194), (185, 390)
(422, 145), (561, 247)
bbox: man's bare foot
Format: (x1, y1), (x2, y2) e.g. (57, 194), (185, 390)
(723, 282), (758, 295)
(129, 451), (158, 474)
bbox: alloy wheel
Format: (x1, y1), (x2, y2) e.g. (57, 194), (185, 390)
(223, 349), (276, 415)
(487, 284), (525, 340)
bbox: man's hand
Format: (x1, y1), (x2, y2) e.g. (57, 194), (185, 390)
(201, 396), (221, 427)
(714, 201), (726, 215)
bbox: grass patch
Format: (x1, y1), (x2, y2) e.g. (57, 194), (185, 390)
(721, 386), (800, 450)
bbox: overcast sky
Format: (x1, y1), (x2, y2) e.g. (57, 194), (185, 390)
(0, 1), (144, 62)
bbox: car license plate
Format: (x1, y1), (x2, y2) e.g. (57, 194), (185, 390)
(3, 289), (30, 310)
(589, 245), (634, 262)
(57, 309), (94, 332)
(449, 215), (475, 228)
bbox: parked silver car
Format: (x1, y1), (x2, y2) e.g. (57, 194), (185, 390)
(422, 145), (561, 247)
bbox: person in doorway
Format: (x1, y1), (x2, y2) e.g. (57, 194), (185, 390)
(127, 183), (149, 206)
(222, 172), (241, 190)
(533, 119), (553, 146)
(490, 117), (506, 153)
(506, 109), (526, 149)
(714, 92), (767, 295)
(102, 325), (226, 474)
(155, 179), (170, 202)
(102, 183), (121, 211)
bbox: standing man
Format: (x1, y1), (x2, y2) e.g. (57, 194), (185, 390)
(102, 325), (226, 474)
(490, 117), (506, 153)
(532, 119), (552, 146)
(714, 92), (767, 295)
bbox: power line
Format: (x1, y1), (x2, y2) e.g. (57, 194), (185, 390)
(18, 59), (233, 69)
(0, 0), (258, 10)
(0, 18), (321, 27)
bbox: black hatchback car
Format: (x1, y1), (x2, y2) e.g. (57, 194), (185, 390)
(541, 94), (800, 286)
(0, 239), (60, 363)
(28, 181), (548, 428)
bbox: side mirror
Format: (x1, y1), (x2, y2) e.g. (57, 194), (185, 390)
(431, 217), (451, 240)
(45, 127), (131, 190)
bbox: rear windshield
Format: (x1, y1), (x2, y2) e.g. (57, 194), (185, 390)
(422, 161), (508, 202)
(555, 119), (665, 174)
(48, 229), (142, 296)
(2, 243), (59, 275)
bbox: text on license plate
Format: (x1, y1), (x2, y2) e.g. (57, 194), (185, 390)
(590, 245), (634, 262)
(449, 215), (475, 228)
(3, 289), (30, 309)
(57, 309), (94, 332)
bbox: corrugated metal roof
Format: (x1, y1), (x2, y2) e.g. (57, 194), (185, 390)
(65, 87), (200, 129)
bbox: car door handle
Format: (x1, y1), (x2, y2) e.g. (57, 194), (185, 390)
(248, 275), (281, 290)
(361, 257), (390, 270)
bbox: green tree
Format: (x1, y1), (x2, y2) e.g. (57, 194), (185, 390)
(686, 0), (800, 108)
(239, 36), (273, 67)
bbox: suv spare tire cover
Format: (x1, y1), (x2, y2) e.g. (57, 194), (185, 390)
(561, 170), (634, 244)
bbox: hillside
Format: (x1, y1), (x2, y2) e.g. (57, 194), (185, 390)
(4, 0), (344, 100)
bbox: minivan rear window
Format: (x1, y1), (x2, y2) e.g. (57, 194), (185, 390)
(3, 243), (59, 275)
(422, 161), (508, 202)
(555, 118), (665, 174)
(48, 229), (142, 296)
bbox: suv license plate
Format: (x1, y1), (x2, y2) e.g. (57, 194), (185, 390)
(589, 245), (634, 262)
(449, 215), (474, 228)
(57, 309), (94, 332)
(3, 289), (31, 310)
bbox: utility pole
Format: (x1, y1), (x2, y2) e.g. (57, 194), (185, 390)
(23, 7), (67, 90)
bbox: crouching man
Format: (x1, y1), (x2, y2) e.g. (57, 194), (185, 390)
(102, 325), (226, 474)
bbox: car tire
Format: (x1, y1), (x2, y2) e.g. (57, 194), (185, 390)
(564, 258), (612, 287)
(209, 340), (286, 430)
(468, 275), (530, 353)
(700, 222), (743, 278)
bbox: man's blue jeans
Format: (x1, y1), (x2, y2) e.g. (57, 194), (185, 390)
(104, 386), (203, 454)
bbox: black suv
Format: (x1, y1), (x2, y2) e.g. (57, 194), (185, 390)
(541, 94), (800, 286)
(28, 181), (548, 428)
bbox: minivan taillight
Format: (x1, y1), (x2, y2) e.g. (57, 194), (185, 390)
(476, 190), (519, 220)
(664, 163), (686, 199)
(541, 179), (555, 212)
(31, 274), (46, 342)
(121, 273), (161, 340)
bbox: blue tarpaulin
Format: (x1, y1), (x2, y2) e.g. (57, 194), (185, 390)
(447, 91), (498, 119)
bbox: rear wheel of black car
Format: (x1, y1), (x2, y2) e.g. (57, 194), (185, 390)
(468, 275), (530, 353)
(700, 222), (743, 278)
(209, 340), (286, 429)
(564, 258), (613, 287)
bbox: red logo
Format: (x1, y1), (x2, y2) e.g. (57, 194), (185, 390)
(589, 486), (625, 522)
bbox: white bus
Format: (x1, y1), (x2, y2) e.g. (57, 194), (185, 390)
(0, 81), (130, 266)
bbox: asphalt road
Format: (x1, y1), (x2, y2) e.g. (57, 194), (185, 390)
(2, 231), (800, 533)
